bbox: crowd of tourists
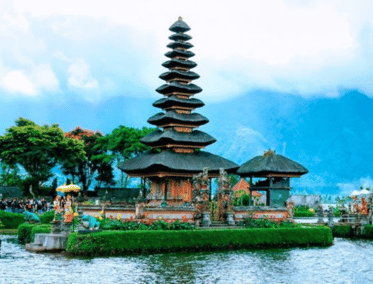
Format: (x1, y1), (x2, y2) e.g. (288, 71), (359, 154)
(0, 198), (53, 214)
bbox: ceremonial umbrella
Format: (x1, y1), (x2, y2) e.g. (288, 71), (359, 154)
(359, 189), (370, 196)
(56, 184), (81, 193)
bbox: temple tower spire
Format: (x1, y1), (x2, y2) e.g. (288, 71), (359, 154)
(118, 18), (238, 204)
(141, 17), (216, 154)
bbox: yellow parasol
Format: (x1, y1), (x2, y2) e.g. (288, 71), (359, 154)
(56, 183), (81, 193)
(65, 184), (81, 192)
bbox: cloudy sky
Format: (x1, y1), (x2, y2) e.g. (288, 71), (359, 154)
(1, 0), (373, 104)
(1, 0), (373, 193)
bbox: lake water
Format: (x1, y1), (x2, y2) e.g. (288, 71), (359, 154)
(0, 235), (372, 284)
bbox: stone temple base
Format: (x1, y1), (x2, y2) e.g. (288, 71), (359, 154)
(26, 233), (69, 253)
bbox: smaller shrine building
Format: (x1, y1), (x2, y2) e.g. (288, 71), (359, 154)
(237, 150), (308, 207)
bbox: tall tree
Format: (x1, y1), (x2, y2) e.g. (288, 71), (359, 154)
(95, 126), (155, 187)
(62, 126), (114, 193)
(0, 161), (23, 187)
(0, 118), (85, 195)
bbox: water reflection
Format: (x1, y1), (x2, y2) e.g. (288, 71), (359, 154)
(1, 235), (373, 284)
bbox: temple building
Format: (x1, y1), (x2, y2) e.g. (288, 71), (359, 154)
(118, 17), (238, 205)
(237, 150), (308, 207)
(231, 178), (262, 199)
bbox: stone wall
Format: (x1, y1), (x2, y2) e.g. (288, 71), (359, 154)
(79, 205), (290, 223)
(288, 195), (321, 207)
(234, 207), (289, 221)
(79, 205), (195, 221)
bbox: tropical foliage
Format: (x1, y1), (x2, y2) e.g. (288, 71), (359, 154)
(94, 125), (155, 187)
(99, 215), (194, 231)
(62, 127), (115, 193)
(0, 118), (154, 195)
(0, 118), (85, 195)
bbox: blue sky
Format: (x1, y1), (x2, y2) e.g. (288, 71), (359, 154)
(1, 0), (373, 193)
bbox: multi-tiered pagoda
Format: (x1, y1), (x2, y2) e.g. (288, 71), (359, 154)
(119, 17), (238, 204)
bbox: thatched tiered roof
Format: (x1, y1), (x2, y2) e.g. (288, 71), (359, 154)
(237, 150), (308, 177)
(118, 17), (238, 177)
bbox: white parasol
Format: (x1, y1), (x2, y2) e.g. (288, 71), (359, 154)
(359, 189), (370, 195)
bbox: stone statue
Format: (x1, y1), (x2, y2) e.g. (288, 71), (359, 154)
(317, 201), (325, 224)
(192, 168), (210, 223)
(367, 195), (373, 224)
(53, 195), (62, 221)
(136, 202), (145, 218)
(217, 168), (234, 220)
(286, 200), (295, 219)
(361, 197), (368, 215)
(202, 167), (209, 186)
(350, 196), (358, 214)
(23, 211), (41, 223)
(81, 215), (100, 230)
(64, 195), (74, 223)
(218, 168), (230, 191)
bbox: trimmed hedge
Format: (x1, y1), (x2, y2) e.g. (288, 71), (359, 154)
(363, 225), (373, 238)
(18, 223), (36, 244)
(39, 211), (54, 224)
(332, 225), (352, 238)
(30, 224), (51, 242)
(0, 211), (26, 229)
(244, 218), (300, 229)
(293, 210), (315, 218)
(18, 223), (51, 244)
(66, 227), (333, 256)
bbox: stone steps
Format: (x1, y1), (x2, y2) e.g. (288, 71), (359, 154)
(200, 221), (240, 229)
(25, 233), (69, 253)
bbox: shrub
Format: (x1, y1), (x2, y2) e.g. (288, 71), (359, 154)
(363, 225), (373, 238)
(332, 225), (352, 237)
(244, 218), (300, 229)
(169, 219), (194, 230)
(39, 211), (54, 224)
(99, 218), (194, 231)
(18, 223), (36, 244)
(0, 211), (26, 229)
(66, 227), (333, 256)
(293, 207), (315, 217)
(30, 224), (51, 242)
(241, 194), (251, 206)
(18, 223), (52, 244)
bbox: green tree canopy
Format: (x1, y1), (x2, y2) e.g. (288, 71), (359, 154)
(62, 126), (115, 193)
(0, 118), (85, 195)
(0, 161), (23, 187)
(95, 125), (155, 187)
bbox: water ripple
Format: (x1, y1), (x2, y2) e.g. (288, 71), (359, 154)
(1, 235), (372, 284)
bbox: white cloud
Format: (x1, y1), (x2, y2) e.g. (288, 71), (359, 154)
(67, 59), (98, 90)
(2, 0), (372, 101)
(337, 177), (373, 195)
(1, 70), (37, 95)
(32, 64), (59, 91)
(0, 59), (59, 96)
(3, 12), (29, 31)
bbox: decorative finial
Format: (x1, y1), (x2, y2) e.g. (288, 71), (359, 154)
(178, 16), (183, 21)
(264, 149), (275, 157)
